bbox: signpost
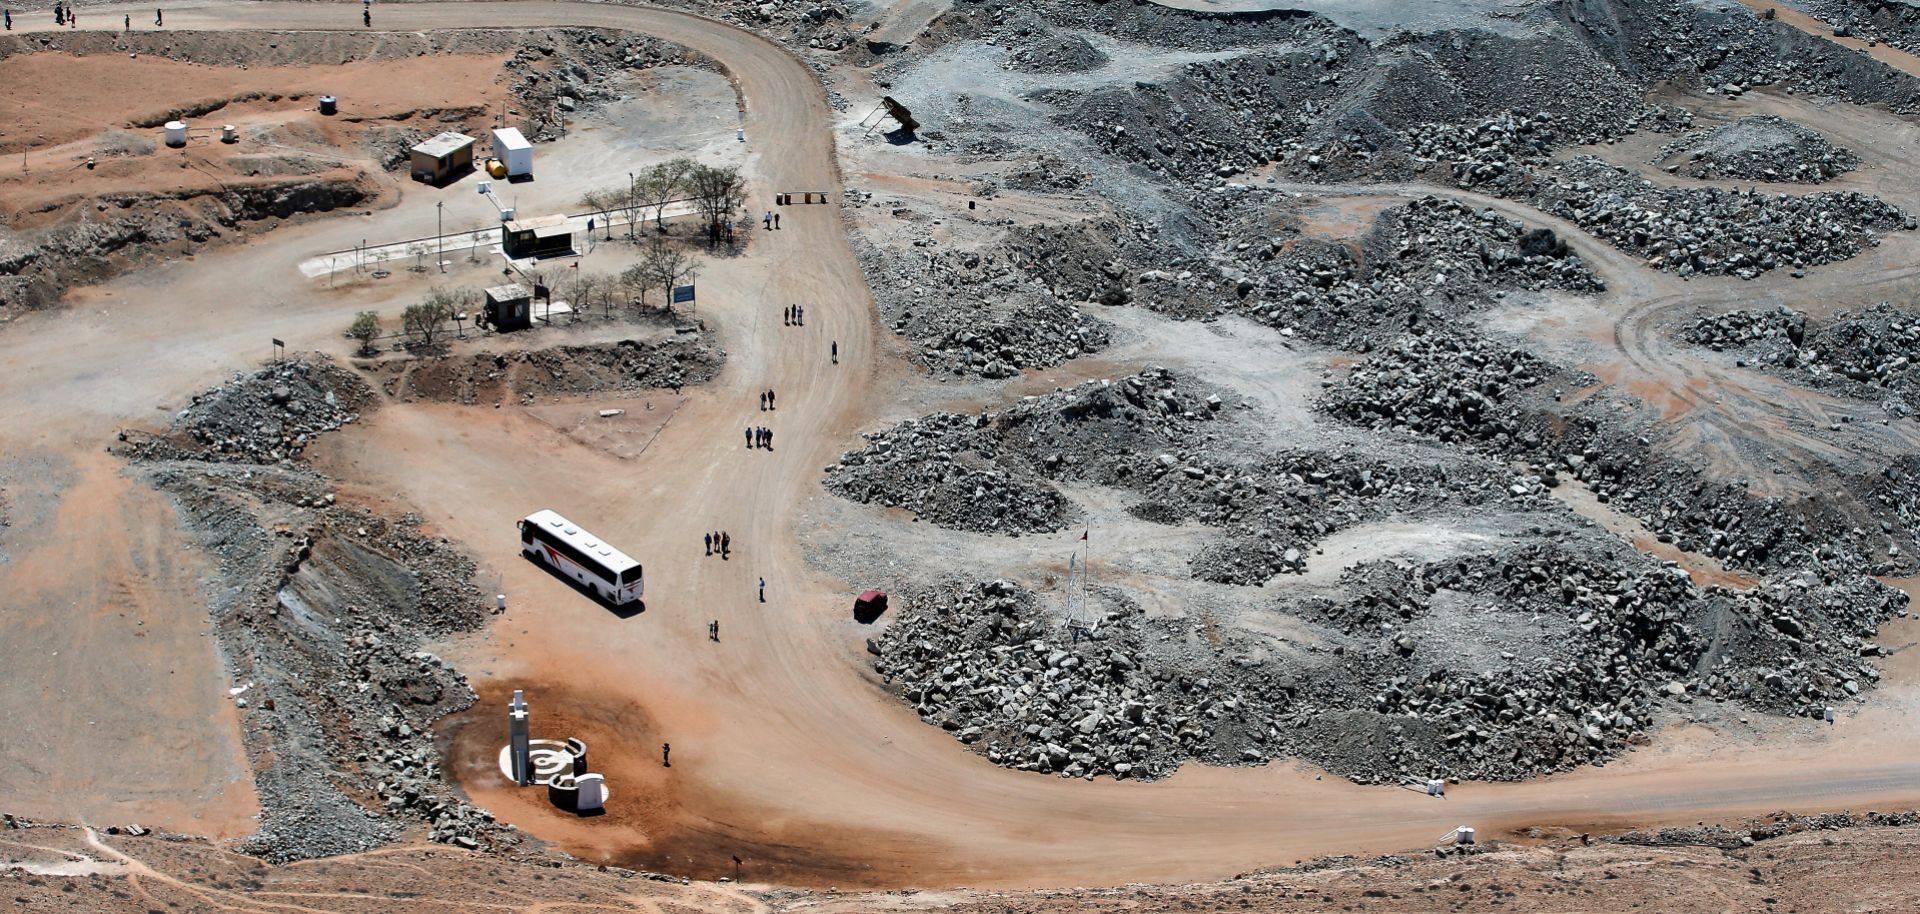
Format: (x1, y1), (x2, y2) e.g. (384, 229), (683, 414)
(271, 338), (285, 364)
(672, 284), (696, 307)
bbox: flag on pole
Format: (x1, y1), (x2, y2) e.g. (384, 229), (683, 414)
(1080, 530), (1089, 541)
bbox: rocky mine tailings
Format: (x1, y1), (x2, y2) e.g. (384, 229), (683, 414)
(1684, 303), (1920, 416)
(871, 538), (1907, 784)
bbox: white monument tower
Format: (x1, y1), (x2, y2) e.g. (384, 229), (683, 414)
(509, 690), (532, 786)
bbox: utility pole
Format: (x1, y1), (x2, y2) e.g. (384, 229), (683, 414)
(437, 201), (445, 273)
(628, 172), (636, 239)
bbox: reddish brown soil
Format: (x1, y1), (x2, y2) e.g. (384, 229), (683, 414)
(0, 50), (509, 222)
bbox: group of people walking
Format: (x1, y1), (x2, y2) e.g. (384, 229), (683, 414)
(703, 530), (731, 558)
(27, 6), (166, 29)
(784, 304), (806, 326)
(745, 425), (774, 449)
(758, 388), (777, 410)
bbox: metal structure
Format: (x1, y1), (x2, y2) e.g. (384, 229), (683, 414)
(859, 95), (920, 134)
(1064, 531), (1099, 638)
(509, 690), (532, 786)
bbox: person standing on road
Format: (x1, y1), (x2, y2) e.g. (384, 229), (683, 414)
(758, 577), (766, 603)
(662, 742), (671, 767)
(796, 304), (804, 326)
(766, 427), (774, 450)
(704, 532), (712, 556)
(767, 389), (776, 410)
(831, 340), (838, 364)
(709, 620), (719, 641)
(155, 8), (163, 26)
(124, 13), (130, 30)
(721, 531), (730, 557)
(363, 7), (371, 26)
(4, 10), (12, 31)
(744, 427), (752, 448)
(763, 210), (772, 230)
(774, 212), (781, 230)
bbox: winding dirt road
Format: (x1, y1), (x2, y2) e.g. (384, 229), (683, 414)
(6, 0), (1920, 892)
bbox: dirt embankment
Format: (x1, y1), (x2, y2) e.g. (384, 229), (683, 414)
(367, 331), (726, 404)
(7, 808), (1920, 912)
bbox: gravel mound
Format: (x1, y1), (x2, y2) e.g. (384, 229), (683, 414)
(1321, 330), (1562, 447)
(1524, 157), (1908, 279)
(123, 357), (374, 465)
(147, 463), (512, 861)
(998, 9), (1108, 74)
(853, 226), (1114, 379)
(1683, 303), (1920, 415)
(827, 368), (1221, 533)
(870, 545), (1909, 784)
(1233, 195), (1602, 348)
(1657, 116), (1860, 184)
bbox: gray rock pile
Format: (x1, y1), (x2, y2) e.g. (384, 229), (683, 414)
(872, 579), (1214, 780)
(1233, 196), (1602, 347)
(1321, 331), (1560, 446)
(1524, 157), (1908, 279)
(869, 543), (1908, 785)
(137, 358), (373, 464)
(1682, 303), (1920, 413)
(998, 7), (1108, 73)
(853, 233), (1113, 379)
(826, 411), (1072, 533)
(1657, 116), (1860, 184)
(1683, 306), (1807, 353)
(506, 28), (723, 141)
(149, 464), (514, 861)
(827, 368), (1219, 532)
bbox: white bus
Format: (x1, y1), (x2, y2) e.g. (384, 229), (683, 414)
(519, 510), (644, 605)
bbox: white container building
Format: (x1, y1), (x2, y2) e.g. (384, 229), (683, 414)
(491, 127), (533, 178)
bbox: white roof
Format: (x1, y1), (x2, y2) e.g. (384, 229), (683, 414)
(523, 509), (641, 576)
(412, 131), (475, 157)
(492, 127), (531, 151)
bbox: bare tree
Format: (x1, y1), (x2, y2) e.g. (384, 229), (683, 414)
(636, 158), (693, 232)
(641, 234), (696, 312)
(403, 289), (456, 348)
(619, 263), (651, 311)
(686, 162), (744, 244)
(579, 189), (614, 240)
(346, 310), (381, 355)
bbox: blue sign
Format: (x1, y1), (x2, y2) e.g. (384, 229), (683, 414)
(672, 284), (696, 304)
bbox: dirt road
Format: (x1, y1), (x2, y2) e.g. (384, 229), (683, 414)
(5, 0), (1920, 891)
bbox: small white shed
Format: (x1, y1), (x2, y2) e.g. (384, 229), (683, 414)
(492, 127), (533, 177)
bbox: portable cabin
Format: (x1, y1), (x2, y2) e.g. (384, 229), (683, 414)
(409, 132), (476, 185)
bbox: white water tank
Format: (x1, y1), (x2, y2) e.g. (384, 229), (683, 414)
(221, 124), (237, 144)
(164, 121), (187, 148)
(1454, 826), (1476, 846)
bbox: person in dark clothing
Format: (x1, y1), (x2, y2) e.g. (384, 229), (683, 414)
(796, 304), (804, 325)
(744, 427), (752, 448)
(720, 531), (730, 557)
(767, 389), (775, 410)
(831, 340), (838, 364)
(662, 743), (671, 767)
(765, 427), (774, 449)
(758, 578), (766, 603)
(759, 391), (766, 411)
(363, 7), (371, 26)
(156, 8), (163, 26)
(709, 620), (719, 641)
(704, 532), (712, 556)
